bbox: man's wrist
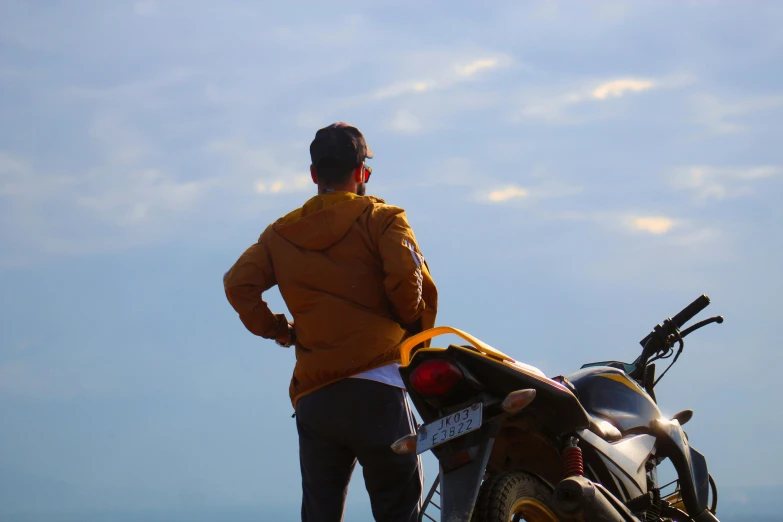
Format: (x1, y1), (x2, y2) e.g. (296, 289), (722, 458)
(276, 324), (295, 347)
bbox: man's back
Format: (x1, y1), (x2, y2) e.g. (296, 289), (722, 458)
(262, 191), (436, 403)
(223, 122), (435, 522)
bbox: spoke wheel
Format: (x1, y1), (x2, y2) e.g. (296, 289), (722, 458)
(471, 472), (558, 522)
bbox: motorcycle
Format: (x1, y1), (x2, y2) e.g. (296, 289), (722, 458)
(392, 295), (723, 522)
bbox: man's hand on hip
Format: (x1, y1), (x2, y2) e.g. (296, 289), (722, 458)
(275, 323), (296, 348)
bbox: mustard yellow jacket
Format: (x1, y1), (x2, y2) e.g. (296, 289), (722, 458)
(224, 191), (438, 406)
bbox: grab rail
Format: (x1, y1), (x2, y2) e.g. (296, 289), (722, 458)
(399, 326), (515, 366)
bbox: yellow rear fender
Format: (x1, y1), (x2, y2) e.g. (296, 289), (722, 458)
(400, 326), (514, 367)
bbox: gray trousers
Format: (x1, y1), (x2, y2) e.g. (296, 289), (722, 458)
(295, 378), (423, 522)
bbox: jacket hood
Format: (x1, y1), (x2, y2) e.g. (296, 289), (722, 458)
(272, 191), (384, 250)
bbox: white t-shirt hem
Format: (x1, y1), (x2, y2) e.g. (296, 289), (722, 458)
(350, 363), (406, 389)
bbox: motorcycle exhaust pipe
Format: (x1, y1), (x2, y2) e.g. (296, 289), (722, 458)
(553, 476), (641, 522)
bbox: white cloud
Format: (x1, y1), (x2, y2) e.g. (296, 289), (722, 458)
(515, 75), (668, 124)
(531, 209), (721, 250)
(208, 138), (311, 196)
(291, 50), (514, 134)
(76, 114), (213, 226)
(630, 216), (675, 234)
(670, 165), (781, 202)
(0, 112), (319, 265)
(75, 168), (213, 226)
(592, 79), (655, 100)
(374, 81), (433, 100)
(0, 150), (214, 261)
(371, 54), (512, 101)
(484, 186), (529, 203)
(591, 213), (719, 248)
(463, 169), (583, 205)
(256, 176), (310, 194)
(456, 58), (500, 77)
(0, 111), (220, 263)
(546, 211), (720, 248)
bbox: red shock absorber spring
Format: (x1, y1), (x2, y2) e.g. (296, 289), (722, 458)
(562, 438), (584, 477)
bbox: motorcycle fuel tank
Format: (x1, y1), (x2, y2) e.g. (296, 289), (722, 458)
(567, 366), (662, 434)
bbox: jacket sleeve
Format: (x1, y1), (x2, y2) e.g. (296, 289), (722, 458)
(377, 210), (430, 328)
(223, 238), (289, 340)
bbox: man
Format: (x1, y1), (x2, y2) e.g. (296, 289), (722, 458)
(223, 122), (438, 522)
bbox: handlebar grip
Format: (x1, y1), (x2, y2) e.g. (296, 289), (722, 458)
(671, 294), (710, 328)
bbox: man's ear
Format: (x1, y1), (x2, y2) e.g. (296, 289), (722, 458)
(310, 165), (318, 184)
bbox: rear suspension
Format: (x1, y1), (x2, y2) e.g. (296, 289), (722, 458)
(562, 437), (584, 477)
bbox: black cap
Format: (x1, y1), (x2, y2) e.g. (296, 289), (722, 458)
(309, 122), (374, 170)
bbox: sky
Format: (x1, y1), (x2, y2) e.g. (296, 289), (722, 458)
(1, 1), (782, 521)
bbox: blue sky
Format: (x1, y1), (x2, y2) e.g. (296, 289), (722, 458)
(1, 1), (782, 520)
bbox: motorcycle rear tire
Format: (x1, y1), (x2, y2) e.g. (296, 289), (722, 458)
(471, 472), (558, 522)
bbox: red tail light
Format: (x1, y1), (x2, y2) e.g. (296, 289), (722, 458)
(409, 359), (463, 396)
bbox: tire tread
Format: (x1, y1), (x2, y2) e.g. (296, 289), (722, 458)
(471, 472), (554, 522)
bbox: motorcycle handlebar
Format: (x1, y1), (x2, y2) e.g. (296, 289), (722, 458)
(637, 294), (711, 351)
(671, 294), (710, 329)
(633, 294), (714, 381)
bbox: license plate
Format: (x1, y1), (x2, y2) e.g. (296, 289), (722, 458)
(416, 403), (483, 454)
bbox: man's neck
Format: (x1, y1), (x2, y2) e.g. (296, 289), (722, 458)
(318, 185), (356, 195)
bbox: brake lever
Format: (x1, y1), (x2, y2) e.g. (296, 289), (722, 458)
(650, 315), (724, 389)
(680, 315), (724, 338)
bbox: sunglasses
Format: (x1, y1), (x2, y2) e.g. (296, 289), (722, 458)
(362, 163), (372, 183)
